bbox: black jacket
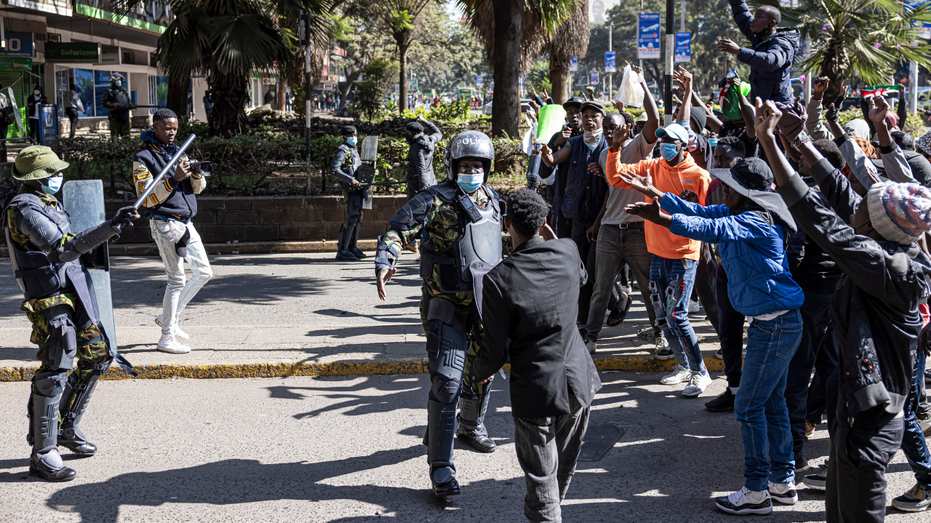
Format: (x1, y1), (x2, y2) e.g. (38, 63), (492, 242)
(472, 237), (602, 419)
(730, 0), (799, 104)
(405, 121), (443, 194)
(133, 143), (201, 221)
(786, 178), (842, 295)
(778, 158), (931, 427)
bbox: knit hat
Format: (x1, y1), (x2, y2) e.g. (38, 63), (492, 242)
(12, 146), (69, 181)
(689, 107), (707, 133)
(866, 182), (931, 244)
(917, 130), (931, 156)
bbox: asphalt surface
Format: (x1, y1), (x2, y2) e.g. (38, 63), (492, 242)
(0, 251), (722, 375)
(0, 372), (926, 523)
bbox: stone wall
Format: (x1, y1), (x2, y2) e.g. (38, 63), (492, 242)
(102, 195), (408, 244)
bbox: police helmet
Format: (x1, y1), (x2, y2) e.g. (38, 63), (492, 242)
(109, 73), (125, 83)
(444, 130), (494, 181)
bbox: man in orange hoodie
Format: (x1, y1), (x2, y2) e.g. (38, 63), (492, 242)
(605, 119), (713, 396)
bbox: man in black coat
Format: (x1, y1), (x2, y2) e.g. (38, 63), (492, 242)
(404, 115), (443, 199)
(472, 189), (602, 523)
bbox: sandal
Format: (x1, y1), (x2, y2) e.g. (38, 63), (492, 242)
(606, 294), (632, 327)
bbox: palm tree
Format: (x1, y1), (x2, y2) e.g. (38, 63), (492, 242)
(544, 0), (589, 104)
(457, 0), (579, 138)
(763, 0), (931, 102)
(372, 0), (433, 112)
(116, 0), (334, 136)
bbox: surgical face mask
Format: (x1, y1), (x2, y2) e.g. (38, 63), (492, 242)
(346, 136), (357, 147)
(457, 172), (483, 193)
(660, 143), (680, 162)
(709, 137), (719, 148)
(33, 90), (40, 96)
(115, 81), (122, 88)
(43, 175), (63, 195)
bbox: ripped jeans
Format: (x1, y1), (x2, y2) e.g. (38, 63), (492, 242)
(649, 255), (705, 372)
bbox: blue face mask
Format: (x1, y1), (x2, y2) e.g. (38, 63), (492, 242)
(457, 172), (483, 193)
(709, 137), (718, 148)
(346, 137), (357, 147)
(660, 143), (680, 162)
(115, 81), (122, 88)
(43, 175), (63, 195)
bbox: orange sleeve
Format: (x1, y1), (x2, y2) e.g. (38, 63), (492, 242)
(695, 170), (711, 206)
(605, 152), (653, 189)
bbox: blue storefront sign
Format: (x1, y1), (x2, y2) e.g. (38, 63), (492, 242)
(1, 32), (35, 57)
(638, 14), (660, 60)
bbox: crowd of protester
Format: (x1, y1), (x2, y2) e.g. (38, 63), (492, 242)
(515, 0), (931, 518)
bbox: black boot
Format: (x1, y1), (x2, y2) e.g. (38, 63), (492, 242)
(427, 398), (460, 497)
(58, 362), (104, 456)
(29, 393), (76, 482)
(457, 386), (496, 453)
(349, 221), (366, 259)
(335, 225), (358, 261)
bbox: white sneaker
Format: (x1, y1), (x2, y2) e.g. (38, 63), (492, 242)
(157, 334), (191, 354)
(682, 371), (712, 397)
(155, 314), (190, 340)
(715, 486), (773, 515)
(660, 365), (691, 385)
(768, 481), (798, 505)
(688, 299), (700, 313)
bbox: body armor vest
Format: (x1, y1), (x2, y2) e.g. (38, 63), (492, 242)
(5, 193), (79, 299)
(421, 182), (503, 293)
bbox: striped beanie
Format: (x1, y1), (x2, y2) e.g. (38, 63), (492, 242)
(866, 182), (931, 244)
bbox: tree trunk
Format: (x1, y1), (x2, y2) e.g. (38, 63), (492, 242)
(492, 0), (523, 139)
(338, 71), (363, 108)
(550, 62), (569, 105)
(276, 82), (287, 112)
(398, 40), (410, 112)
(208, 71), (251, 137)
(167, 75), (188, 117)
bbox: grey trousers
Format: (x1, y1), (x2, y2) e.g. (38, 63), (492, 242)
(584, 224), (659, 342)
(513, 393), (591, 523)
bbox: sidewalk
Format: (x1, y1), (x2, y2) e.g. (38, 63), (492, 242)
(0, 251), (724, 381)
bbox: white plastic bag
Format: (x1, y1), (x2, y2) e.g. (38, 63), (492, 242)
(616, 64), (645, 108)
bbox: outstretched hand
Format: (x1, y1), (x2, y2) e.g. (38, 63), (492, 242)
(376, 267), (397, 301)
(611, 123), (631, 150)
(625, 200), (668, 227)
(754, 97), (783, 138)
(619, 169), (658, 198)
(717, 37), (740, 55)
(774, 97), (808, 142)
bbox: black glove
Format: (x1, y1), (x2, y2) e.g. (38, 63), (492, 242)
(825, 93), (846, 123)
(110, 206), (139, 227)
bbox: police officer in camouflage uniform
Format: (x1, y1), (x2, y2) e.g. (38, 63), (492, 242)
(331, 125), (365, 261)
(4, 146), (137, 481)
(102, 73), (135, 138)
(375, 130), (503, 498)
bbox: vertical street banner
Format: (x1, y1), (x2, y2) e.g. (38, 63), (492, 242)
(605, 51), (616, 73)
(569, 56), (578, 72)
(675, 32), (691, 63)
(476, 75), (483, 86)
(591, 70), (600, 86)
(638, 13), (661, 60)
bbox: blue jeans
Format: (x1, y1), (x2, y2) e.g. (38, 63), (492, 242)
(649, 256), (704, 372)
(734, 309), (803, 491)
(903, 348), (931, 487)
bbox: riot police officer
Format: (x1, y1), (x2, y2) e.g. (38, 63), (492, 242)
(4, 146), (137, 481)
(331, 125), (365, 261)
(375, 130), (502, 498)
(102, 73), (135, 138)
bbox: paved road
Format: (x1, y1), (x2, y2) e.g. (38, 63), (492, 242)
(0, 252), (721, 372)
(0, 372), (925, 522)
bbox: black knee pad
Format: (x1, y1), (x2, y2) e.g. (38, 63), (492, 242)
(41, 305), (77, 370)
(33, 370), (68, 398)
(430, 373), (462, 405)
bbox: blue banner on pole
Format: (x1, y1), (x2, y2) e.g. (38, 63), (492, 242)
(569, 56), (578, 72)
(638, 14), (661, 60)
(476, 75), (483, 86)
(591, 70), (600, 86)
(675, 32), (691, 63)
(605, 51), (616, 73)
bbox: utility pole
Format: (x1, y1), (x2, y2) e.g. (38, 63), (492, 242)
(681, 0), (685, 32)
(639, 0), (644, 72)
(804, 34), (812, 104)
(608, 23), (613, 102)
(910, 60), (919, 115)
(301, 11), (313, 192)
(664, 0), (673, 124)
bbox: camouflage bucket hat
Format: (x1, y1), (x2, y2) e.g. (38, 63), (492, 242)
(12, 146), (69, 181)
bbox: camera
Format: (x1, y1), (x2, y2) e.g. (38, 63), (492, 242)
(187, 160), (213, 176)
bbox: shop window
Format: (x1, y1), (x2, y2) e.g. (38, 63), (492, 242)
(74, 69), (95, 117)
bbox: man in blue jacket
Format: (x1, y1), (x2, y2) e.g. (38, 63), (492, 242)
(718, 0), (799, 104)
(621, 157), (805, 516)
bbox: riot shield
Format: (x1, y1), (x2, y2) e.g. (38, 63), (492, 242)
(62, 180), (117, 353)
(356, 135), (379, 184)
(8, 88), (22, 134)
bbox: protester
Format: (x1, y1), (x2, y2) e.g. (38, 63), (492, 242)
(404, 115), (443, 199)
(471, 189), (601, 523)
(718, 0), (799, 104)
(762, 97), (930, 523)
(583, 62), (667, 357)
(541, 100), (609, 326)
(6, 146), (138, 481)
(133, 108), (212, 355)
(548, 96), (585, 238)
(604, 67), (713, 397)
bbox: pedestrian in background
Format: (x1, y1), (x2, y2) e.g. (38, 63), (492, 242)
(26, 85), (47, 144)
(63, 83), (84, 139)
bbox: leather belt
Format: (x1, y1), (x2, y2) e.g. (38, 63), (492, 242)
(617, 222), (644, 230)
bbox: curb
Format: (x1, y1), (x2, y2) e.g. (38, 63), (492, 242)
(0, 240), (381, 258)
(0, 357), (726, 382)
